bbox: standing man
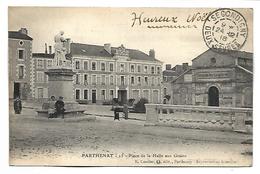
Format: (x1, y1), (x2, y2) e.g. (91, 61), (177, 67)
(55, 96), (65, 119)
(123, 104), (128, 120)
(13, 96), (22, 114)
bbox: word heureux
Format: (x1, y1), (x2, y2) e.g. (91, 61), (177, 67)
(131, 12), (178, 27)
(81, 153), (114, 158)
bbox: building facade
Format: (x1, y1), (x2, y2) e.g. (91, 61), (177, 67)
(32, 43), (163, 104)
(9, 28), (33, 99)
(162, 63), (190, 104)
(171, 49), (253, 108)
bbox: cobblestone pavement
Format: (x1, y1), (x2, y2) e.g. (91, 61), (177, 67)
(9, 107), (252, 166)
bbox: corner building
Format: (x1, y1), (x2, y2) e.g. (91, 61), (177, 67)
(171, 49), (253, 108)
(9, 28), (33, 100)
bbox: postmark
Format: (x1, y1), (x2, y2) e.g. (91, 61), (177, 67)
(202, 8), (248, 52)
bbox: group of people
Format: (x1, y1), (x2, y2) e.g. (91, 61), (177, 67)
(114, 104), (129, 121)
(48, 96), (65, 119)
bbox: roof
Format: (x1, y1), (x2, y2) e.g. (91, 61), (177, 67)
(163, 70), (178, 76)
(32, 53), (54, 58)
(70, 43), (161, 62)
(8, 31), (33, 41)
(171, 69), (192, 83)
(192, 49), (253, 62)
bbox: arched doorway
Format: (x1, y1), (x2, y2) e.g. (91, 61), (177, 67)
(208, 86), (219, 106)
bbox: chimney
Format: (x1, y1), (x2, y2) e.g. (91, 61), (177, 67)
(149, 49), (155, 58)
(49, 46), (52, 54)
(176, 65), (182, 75)
(45, 43), (48, 54)
(182, 63), (189, 71)
(166, 64), (172, 70)
(19, 28), (28, 35)
(104, 43), (111, 54)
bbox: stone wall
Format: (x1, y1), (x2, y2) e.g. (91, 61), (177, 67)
(145, 104), (252, 133)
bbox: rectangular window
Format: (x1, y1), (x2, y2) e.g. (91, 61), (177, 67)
(36, 72), (44, 82)
(92, 62), (96, 71)
(151, 66), (155, 74)
(75, 74), (80, 84)
(101, 75), (106, 85)
(144, 77), (148, 85)
(75, 89), (80, 100)
(75, 60), (80, 70)
(101, 62), (106, 71)
(38, 88), (44, 98)
(110, 90), (114, 100)
(101, 90), (106, 100)
(18, 66), (24, 79)
(110, 75), (114, 85)
(130, 65), (135, 73)
(157, 67), (161, 74)
(137, 76), (141, 85)
(92, 75), (97, 85)
(163, 88), (167, 96)
(120, 76), (125, 85)
(131, 76), (135, 85)
(144, 65), (148, 73)
(84, 74), (88, 85)
(84, 89), (88, 100)
(37, 59), (44, 69)
(120, 63), (125, 72)
(109, 63), (114, 72)
(137, 65), (141, 73)
(47, 60), (52, 68)
(83, 61), (88, 70)
(18, 50), (24, 59)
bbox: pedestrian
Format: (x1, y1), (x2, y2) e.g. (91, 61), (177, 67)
(123, 104), (128, 120)
(13, 96), (22, 114)
(114, 102), (120, 121)
(48, 96), (57, 118)
(55, 96), (65, 119)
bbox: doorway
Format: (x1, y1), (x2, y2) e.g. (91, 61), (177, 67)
(92, 90), (96, 103)
(13, 82), (20, 99)
(208, 86), (219, 106)
(118, 90), (127, 105)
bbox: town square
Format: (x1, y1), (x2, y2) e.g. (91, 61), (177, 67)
(8, 7), (253, 166)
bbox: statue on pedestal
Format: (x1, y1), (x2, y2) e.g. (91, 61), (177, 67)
(54, 31), (69, 67)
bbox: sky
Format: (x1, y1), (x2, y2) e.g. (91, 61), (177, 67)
(8, 7), (253, 68)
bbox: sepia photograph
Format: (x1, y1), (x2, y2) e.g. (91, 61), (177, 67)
(8, 7), (253, 166)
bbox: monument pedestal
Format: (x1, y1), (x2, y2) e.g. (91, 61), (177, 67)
(37, 68), (85, 118)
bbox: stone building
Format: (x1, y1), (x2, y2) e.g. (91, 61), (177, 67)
(8, 28), (33, 99)
(162, 63), (190, 104)
(32, 43), (163, 104)
(171, 49), (253, 108)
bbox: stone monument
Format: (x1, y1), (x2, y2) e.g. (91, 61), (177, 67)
(37, 31), (85, 118)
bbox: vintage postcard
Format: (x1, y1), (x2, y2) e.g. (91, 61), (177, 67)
(9, 7), (253, 166)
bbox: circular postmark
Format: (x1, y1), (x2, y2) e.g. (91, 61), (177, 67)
(202, 8), (248, 52)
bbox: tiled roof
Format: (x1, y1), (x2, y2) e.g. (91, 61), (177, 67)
(70, 43), (161, 62)
(8, 31), (33, 41)
(192, 49), (253, 61)
(32, 53), (54, 58)
(163, 70), (178, 76)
